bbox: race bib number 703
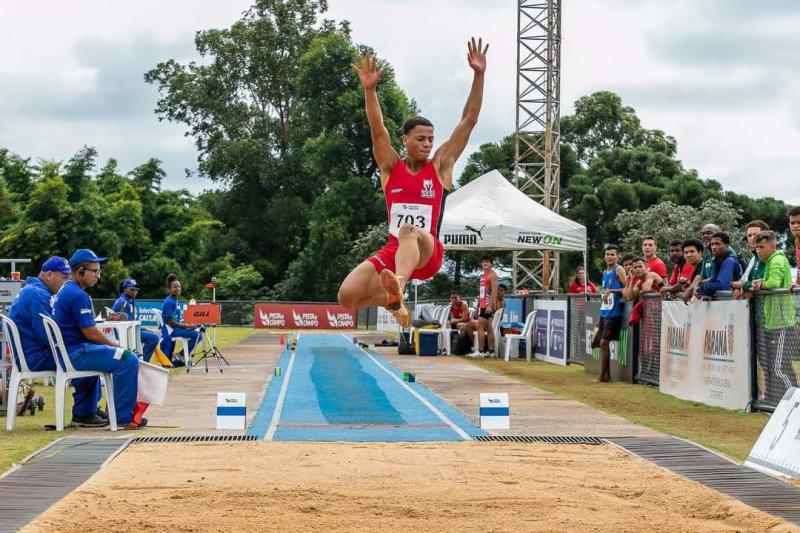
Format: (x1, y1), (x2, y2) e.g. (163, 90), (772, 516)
(389, 203), (432, 237)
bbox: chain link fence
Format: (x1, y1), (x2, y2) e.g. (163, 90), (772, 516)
(566, 294), (601, 365)
(752, 290), (800, 411)
(637, 293), (663, 385)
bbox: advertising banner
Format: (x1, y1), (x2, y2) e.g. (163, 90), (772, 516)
(532, 299), (568, 366)
(134, 300), (187, 327)
(502, 297), (524, 324)
(376, 306), (399, 332)
(184, 304), (222, 325)
(254, 303), (357, 330)
(0, 280), (22, 306)
(659, 300), (751, 410)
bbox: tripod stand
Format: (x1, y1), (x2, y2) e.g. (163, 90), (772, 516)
(188, 325), (229, 373)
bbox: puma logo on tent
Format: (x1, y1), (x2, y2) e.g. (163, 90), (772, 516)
(465, 225), (486, 239)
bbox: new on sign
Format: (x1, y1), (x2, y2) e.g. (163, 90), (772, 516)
(183, 304), (222, 325)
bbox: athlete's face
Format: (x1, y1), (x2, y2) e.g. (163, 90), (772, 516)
(789, 215), (800, 238)
(632, 260), (646, 279)
(642, 239), (656, 259)
(746, 226), (761, 251)
(403, 125), (434, 161)
(683, 246), (701, 265)
(480, 259), (492, 270)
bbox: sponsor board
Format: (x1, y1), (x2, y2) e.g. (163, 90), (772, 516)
(377, 306), (399, 332)
(135, 300), (187, 327)
(0, 280), (22, 306)
(183, 304), (222, 325)
(254, 303), (356, 330)
(532, 299), (568, 366)
(659, 300), (751, 410)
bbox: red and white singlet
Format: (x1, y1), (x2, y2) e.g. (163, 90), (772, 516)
(479, 270), (492, 309)
(383, 159), (446, 244)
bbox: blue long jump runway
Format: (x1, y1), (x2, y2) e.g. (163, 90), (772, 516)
(247, 333), (485, 442)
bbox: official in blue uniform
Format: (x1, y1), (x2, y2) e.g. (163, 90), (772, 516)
(112, 278), (159, 362)
(8, 257), (100, 421)
(54, 249), (144, 429)
(160, 273), (200, 367)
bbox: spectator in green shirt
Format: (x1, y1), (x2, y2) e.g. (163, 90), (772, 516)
(751, 230), (797, 402)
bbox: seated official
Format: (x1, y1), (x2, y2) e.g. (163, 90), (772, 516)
(160, 273), (200, 367)
(8, 257), (101, 425)
(112, 278), (159, 362)
(54, 249), (144, 430)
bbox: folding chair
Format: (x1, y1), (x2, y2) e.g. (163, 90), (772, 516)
(39, 314), (117, 432)
(1, 313), (57, 431)
(503, 311), (536, 362)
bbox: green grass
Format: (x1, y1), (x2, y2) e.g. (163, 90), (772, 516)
(469, 358), (769, 462)
(0, 327), (255, 475)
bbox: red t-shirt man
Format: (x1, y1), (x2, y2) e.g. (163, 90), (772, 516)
(645, 256), (667, 279)
(668, 262), (695, 287)
(567, 281), (597, 294)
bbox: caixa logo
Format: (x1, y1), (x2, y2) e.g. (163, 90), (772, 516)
(258, 310), (285, 327)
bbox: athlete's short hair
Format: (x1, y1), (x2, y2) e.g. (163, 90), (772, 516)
(631, 257), (645, 264)
(402, 116), (434, 135)
(498, 284), (508, 291)
(669, 239), (683, 248)
(788, 206), (800, 217)
(604, 245), (620, 254)
(682, 238), (704, 252)
(711, 231), (731, 245)
(746, 219), (769, 231)
(479, 254), (493, 263)
(755, 230), (777, 244)
(620, 253), (634, 263)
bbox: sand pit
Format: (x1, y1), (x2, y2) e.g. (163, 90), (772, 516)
(25, 442), (795, 533)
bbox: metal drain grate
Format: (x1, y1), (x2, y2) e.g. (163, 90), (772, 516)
(475, 435), (604, 445)
(610, 436), (800, 526)
(132, 434), (258, 444)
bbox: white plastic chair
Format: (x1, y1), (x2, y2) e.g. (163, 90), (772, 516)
(154, 309), (190, 366)
(503, 311), (537, 362)
(471, 308), (504, 357)
(39, 314), (117, 432)
(1, 313), (57, 431)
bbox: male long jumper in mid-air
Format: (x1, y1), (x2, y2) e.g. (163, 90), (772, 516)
(337, 37), (488, 327)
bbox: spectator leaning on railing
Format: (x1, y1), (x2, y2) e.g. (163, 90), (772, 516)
(789, 206), (800, 290)
(661, 239), (695, 298)
(642, 235), (667, 278)
(732, 220), (769, 299)
(694, 232), (742, 299)
(751, 230), (798, 396)
(623, 257), (663, 302)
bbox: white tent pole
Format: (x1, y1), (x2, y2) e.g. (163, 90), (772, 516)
(583, 251), (587, 292)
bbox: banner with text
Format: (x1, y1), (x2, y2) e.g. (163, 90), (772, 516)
(376, 306), (399, 332)
(532, 299), (568, 366)
(659, 300), (751, 410)
(254, 303), (357, 330)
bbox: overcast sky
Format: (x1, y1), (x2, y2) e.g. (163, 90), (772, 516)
(1, 0), (798, 204)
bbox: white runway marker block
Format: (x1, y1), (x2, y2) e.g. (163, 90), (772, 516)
(216, 392), (246, 430)
(479, 393), (509, 430)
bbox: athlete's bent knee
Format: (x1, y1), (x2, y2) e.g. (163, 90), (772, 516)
(397, 224), (419, 240)
(338, 285), (358, 308)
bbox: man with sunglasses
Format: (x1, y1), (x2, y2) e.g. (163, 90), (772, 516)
(54, 249), (143, 429)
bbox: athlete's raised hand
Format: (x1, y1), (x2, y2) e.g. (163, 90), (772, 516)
(467, 37), (489, 74)
(351, 54), (384, 91)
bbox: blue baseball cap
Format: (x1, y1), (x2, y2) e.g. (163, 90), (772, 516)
(40, 256), (71, 275)
(69, 248), (108, 266)
(121, 278), (139, 289)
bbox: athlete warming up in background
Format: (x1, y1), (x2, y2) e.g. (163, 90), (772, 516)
(338, 37), (488, 327)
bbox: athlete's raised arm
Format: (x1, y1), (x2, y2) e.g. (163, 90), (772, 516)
(433, 37), (488, 190)
(351, 54), (399, 184)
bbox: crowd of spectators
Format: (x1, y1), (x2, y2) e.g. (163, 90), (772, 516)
(584, 207), (800, 383)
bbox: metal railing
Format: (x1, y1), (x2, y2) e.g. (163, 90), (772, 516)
(752, 289), (800, 411)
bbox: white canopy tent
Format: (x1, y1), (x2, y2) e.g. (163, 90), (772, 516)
(438, 170), (587, 289)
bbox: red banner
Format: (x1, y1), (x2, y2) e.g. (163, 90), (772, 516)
(254, 303), (357, 329)
(184, 304), (222, 325)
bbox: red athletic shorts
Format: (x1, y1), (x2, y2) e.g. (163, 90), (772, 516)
(366, 237), (444, 281)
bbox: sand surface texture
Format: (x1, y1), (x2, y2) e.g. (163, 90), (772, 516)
(26, 442), (796, 533)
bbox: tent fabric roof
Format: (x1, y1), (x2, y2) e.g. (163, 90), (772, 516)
(438, 170), (586, 252)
